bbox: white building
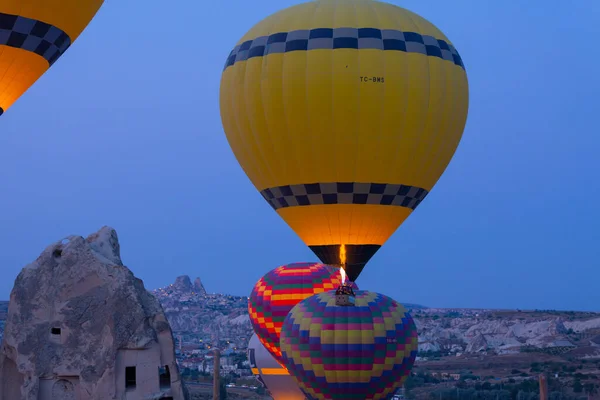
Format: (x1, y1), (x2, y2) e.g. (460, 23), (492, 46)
(247, 334), (305, 400)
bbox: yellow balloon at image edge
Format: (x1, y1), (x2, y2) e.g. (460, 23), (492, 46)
(0, 0), (104, 115)
(220, 0), (469, 281)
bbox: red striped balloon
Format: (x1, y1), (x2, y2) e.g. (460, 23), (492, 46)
(248, 262), (357, 365)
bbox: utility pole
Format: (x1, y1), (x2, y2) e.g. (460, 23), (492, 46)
(213, 349), (221, 400)
(539, 373), (548, 400)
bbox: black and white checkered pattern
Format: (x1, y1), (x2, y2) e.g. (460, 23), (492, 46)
(0, 12), (71, 65)
(224, 27), (464, 71)
(261, 182), (428, 211)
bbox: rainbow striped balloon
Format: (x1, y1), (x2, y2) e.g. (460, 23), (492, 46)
(248, 262), (357, 365)
(280, 290), (418, 400)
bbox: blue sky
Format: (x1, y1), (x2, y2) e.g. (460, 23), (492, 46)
(0, 1), (598, 310)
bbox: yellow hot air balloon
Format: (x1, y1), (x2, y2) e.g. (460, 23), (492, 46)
(0, 0), (103, 116)
(220, 0), (469, 282)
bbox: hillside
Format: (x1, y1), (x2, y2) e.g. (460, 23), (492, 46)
(2, 278), (599, 359)
(2, 277), (599, 398)
(414, 308), (600, 357)
(151, 276), (600, 360)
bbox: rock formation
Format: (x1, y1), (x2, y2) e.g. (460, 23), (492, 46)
(171, 275), (206, 297)
(193, 278), (206, 296)
(0, 226), (188, 400)
(173, 275), (194, 293)
(465, 333), (489, 353)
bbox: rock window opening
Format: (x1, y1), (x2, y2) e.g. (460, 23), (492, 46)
(51, 328), (61, 335)
(125, 366), (136, 389)
(159, 365), (171, 388)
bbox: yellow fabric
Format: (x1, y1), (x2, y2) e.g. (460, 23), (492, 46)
(0, 0), (103, 112)
(260, 368), (290, 376)
(220, 0), (469, 247)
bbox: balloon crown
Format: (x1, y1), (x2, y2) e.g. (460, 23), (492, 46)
(335, 283), (356, 306)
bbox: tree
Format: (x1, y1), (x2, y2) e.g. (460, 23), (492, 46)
(455, 380), (468, 389)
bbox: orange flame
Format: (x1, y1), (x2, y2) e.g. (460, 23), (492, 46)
(339, 244), (347, 285)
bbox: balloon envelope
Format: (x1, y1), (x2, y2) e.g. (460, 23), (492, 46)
(248, 262), (357, 365)
(0, 0), (103, 115)
(248, 333), (306, 400)
(219, 0), (469, 281)
(280, 290), (418, 400)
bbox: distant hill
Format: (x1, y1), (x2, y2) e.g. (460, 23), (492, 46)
(149, 276), (600, 359)
(404, 303), (428, 310)
(2, 278), (599, 360)
(2, 280), (599, 400)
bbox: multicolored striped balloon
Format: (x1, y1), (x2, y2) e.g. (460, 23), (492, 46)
(280, 290), (418, 400)
(248, 262), (357, 365)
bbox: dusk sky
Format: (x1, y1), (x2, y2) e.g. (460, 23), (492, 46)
(0, 1), (597, 311)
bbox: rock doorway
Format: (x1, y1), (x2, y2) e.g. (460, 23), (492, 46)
(159, 365), (171, 388)
(52, 379), (75, 400)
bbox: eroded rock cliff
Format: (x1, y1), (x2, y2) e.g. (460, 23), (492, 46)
(0, 226), (188, 400)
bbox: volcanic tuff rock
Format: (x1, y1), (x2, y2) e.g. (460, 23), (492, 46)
(174, 275), (194, 292)
(2, 274), (600, 375)
(0, 226), (188, 400)
(414, 308), (600, 358)
(151, 276), (600, 359)
(193, 278), (207, 296)
(170, 276), (206, 297)
(152, 276), (251, 341)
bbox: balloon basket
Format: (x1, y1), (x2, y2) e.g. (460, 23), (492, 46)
(335, 284), (356, 306)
